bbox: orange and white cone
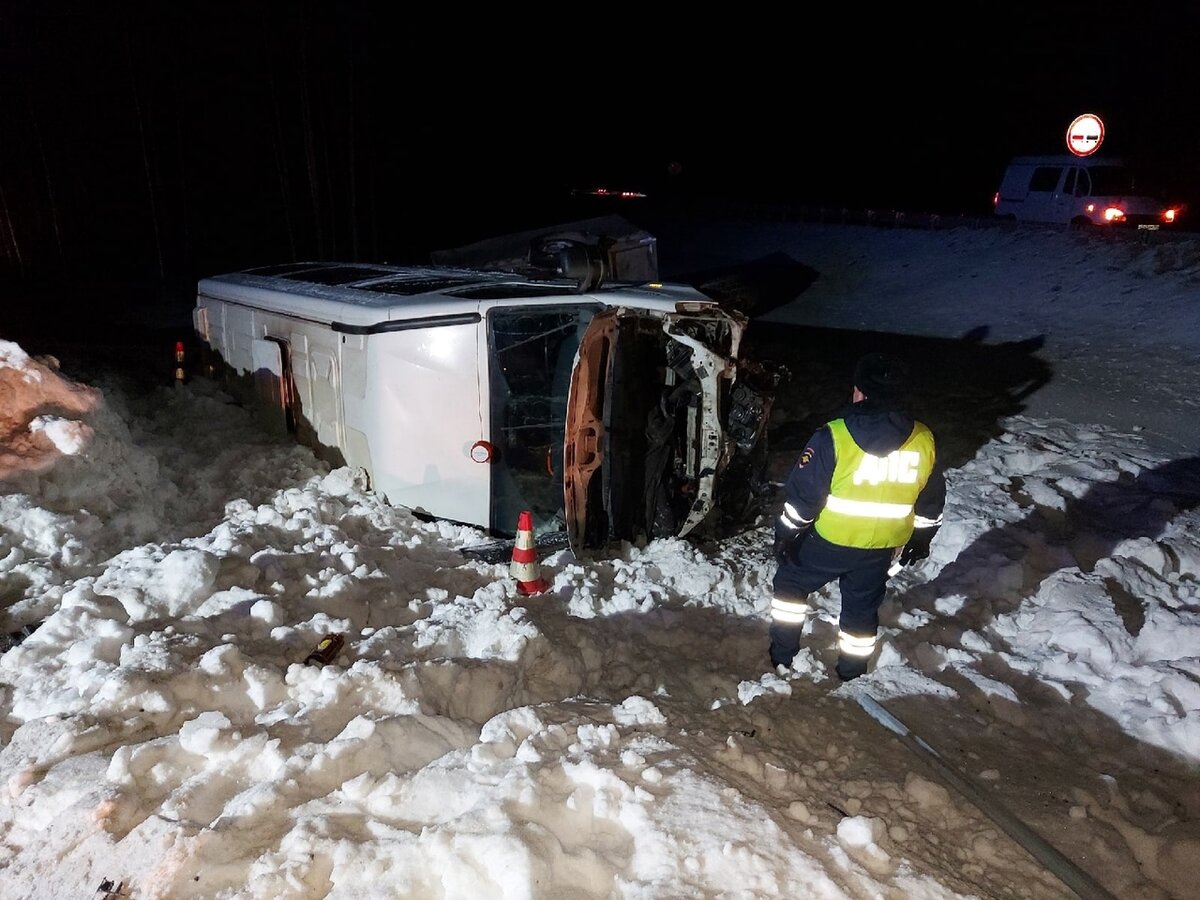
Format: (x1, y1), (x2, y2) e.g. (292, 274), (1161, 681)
(510, 510), (550, 596)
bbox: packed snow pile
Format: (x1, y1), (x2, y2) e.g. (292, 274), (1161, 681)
(3, 208), (1200, 900)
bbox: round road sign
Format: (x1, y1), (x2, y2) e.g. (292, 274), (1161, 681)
(1066, 114), (1105, 157)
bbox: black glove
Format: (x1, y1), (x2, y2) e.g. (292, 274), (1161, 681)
(898, 527), (937, 566)
(773, 524), (811, 564)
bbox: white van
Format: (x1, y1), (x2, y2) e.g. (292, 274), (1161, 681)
(992, 155), (1181, 229)
(192, 261), (777, 555)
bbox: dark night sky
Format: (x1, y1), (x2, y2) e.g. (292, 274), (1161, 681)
(2, 2), (1198, 321)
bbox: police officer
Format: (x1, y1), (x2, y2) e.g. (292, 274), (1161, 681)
(770, 353), (945, 681)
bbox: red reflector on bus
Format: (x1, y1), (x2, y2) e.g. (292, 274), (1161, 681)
(470, 441), (494, 463)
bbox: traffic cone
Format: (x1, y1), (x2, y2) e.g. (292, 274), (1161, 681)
(510, 510), (550, 596)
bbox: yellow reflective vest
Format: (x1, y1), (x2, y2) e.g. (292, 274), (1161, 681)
(813, 418), (936, 549)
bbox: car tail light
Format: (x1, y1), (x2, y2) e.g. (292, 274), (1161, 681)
(1164, 208), (1178, 223)
(1102, 207), (1126, 223)
(174, 341), (186, 383)
(992, 192), (999, 206)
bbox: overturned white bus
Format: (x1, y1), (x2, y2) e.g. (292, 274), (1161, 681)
(192, 260), (778, 555)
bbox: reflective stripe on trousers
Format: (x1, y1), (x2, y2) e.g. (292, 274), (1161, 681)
(838, 630), (876, 657)
(771, 596), (810, 624)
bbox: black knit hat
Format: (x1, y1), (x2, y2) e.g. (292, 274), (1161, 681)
(853, 353), (909, 402)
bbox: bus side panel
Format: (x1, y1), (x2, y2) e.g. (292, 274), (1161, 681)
(259, 317), (344, 465)
(364, 323), (487, 529)
(306, 341), (343, 458)
(249, 337), (289, 434)
(340, 334), (372, 472)
(288, 331), (312, 445)
(225, 304), (258, 381)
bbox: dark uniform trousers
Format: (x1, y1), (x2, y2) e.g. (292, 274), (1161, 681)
(770, 530), (893, 675)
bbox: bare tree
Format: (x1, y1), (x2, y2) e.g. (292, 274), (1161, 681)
(346, 31), (358, 261)
(126, 22), (165, 286)
(24, 81), (64, 263)
(296, 10), (324, 259)
(266, 53), (298, 261)
(0, 178), (25, 278)
(171, 71), (192, 279)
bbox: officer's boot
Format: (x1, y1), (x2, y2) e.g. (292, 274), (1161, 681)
(835, 628), (876, 681)
(835, 654), (870, 681)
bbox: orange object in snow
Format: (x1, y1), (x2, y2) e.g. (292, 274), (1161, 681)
(509, 510), (550, 596)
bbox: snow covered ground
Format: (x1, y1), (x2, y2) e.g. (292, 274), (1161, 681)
(1, 219), (1198, 899)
